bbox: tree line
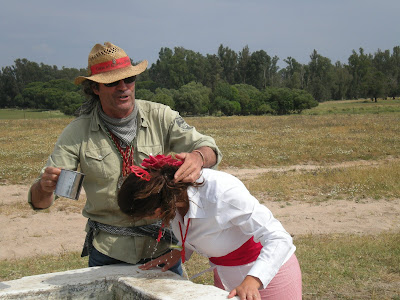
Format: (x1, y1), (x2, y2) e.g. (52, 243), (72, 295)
(1, 44), (399, 116)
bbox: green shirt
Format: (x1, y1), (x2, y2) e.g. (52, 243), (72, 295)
(29, 100), (222, 263)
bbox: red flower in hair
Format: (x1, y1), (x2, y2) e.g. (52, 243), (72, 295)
(141, 155), (183, 170)
(129, 165), (151, 181)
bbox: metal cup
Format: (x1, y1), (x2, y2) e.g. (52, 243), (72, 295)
(55, 169), (85, 200)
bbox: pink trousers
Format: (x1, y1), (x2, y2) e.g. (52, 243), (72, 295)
(213, 254), (302, 300)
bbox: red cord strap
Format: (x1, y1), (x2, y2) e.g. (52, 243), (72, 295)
(178, 218), (191, 263)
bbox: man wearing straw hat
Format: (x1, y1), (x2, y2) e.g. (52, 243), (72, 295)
(29, 42), (222, 274)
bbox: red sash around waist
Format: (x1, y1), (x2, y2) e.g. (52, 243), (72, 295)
(209, 237), (262, 266)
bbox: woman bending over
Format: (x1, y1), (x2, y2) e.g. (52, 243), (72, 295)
(118, 155), (302, 300)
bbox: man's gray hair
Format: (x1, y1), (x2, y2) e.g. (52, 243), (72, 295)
(77, 80), (100, 116)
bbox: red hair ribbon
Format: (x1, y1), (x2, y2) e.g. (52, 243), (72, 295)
(141, 154), (183, 170)
(129, 165), (151, 181)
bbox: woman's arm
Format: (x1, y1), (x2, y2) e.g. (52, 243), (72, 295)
(219, 176), (296, 289)
(139, 249), (181, 272)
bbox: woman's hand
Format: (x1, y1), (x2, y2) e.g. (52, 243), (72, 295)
(228, 275), (262, 300)
(139, 249), (181, 272)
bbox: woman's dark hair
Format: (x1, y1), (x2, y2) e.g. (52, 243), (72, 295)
(118, 165), (196, 225)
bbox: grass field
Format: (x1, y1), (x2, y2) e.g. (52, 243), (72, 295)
(1, 99), (399, 299)
(0, 108), (69, 120)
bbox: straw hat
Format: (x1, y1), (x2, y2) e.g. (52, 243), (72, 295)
(74, 42), (148, 85)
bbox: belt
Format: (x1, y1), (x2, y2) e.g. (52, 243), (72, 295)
(81, 219), (178, 257)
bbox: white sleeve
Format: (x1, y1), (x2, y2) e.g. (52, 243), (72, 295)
(220, 183), (295, 288)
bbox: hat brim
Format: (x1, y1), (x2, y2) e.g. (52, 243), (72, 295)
(74, 60), (148, 85)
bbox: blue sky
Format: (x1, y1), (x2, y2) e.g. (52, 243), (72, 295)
(1, 0), (399, 70)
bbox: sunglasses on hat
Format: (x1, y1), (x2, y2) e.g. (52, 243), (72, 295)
(104, 76), (136, 87)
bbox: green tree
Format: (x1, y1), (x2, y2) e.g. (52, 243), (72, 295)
(136, 89), (154, 101)
(152, 88), (175, 108)
(212, 82), (240, 102)
(185, 50), (206, 84)
(57, 66), (87, 81)
(60, 92), (84, 115)
(331, 61), (352, 100)
(306, 50), (335, 101)
(257, 89), (274, 115)
(174, 81), (211, 115)
(237, 45), (251, 84)
(291, 89), (318, 113)
(234, 84), (262, 115)
(136, 80), (159, 92)
(13, 59), (44, 91)
(210, 82), (241, 115)
(149, 47), (206, 90)
(389, 46), (400, 98)
(366, 69), (386, 101)
(347, 48), (373, 99)
(268, 88), (293, 115)
(247, 50), (271, 90)
(269, 55), (281, 87)
(213, 96), (241, 116)
(203, 54), (223, 90)
(16, 79), (83, 111)
(282, 57), (304, 89)
(217, 44), (238, 84)
(149, 47), (174, 88)
(373, 47), (400, 99)
(0, 66), (19, 107)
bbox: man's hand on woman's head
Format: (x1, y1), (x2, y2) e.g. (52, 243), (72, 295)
(174, 152), (204, 183)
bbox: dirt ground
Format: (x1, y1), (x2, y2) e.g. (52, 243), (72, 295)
(1, 165), (399, 261)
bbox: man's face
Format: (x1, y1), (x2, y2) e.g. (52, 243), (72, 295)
(93, 76), (136, 119)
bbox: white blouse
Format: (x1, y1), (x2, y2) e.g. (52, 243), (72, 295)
(170, 168), (296, 290)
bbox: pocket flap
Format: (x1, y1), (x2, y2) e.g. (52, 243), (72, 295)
(136, 145), (163, 157)
(85, 148), (113, 161)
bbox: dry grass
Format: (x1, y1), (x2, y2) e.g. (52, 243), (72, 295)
(0, 251), (88, 282)
(189, 113), (400, 168)
(185, 232), (400, 300)
(302, 99), (400, 115)
(2, 233), (399, 299)
(1, 113), (400, 184)
(296, 232), (400, 299)
(244, 159), (400, 202)
(1, 100), (400, 184)
(0, 118), (71, 184)
(1, 101), (400, 298)
(0, 195), (84, 216)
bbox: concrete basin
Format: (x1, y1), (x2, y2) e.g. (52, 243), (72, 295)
(0, 264), (234, 299)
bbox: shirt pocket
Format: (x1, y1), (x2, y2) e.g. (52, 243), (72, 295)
(84, 147), (120, 178)
(136, 145), (163, 163)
